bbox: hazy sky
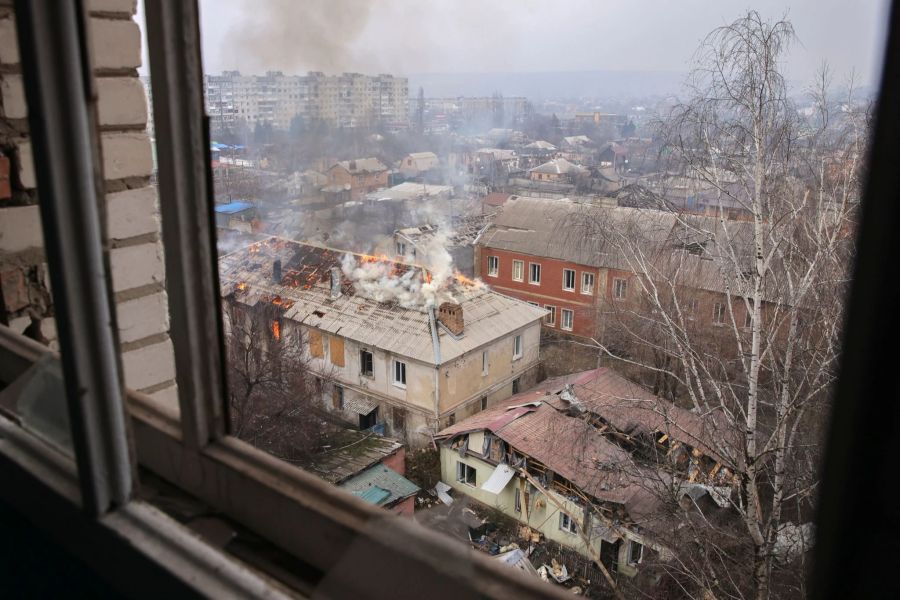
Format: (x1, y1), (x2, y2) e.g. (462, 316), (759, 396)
(137, 0), (891, 89)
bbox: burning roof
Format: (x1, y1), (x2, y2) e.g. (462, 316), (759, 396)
(219, 236), (547, 364)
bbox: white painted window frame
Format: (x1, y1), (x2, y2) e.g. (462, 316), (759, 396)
(561, 309), (575, 331)
(512, 259), (524, 282)
(562, 268), (576, 291)
(487, 255), (500, 277)
(529, 262), (542, 285)
(581, 272), (595, 295)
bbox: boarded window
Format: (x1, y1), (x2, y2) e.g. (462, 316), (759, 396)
(330, 335), (345, 367)
(309, 329), (324, 358)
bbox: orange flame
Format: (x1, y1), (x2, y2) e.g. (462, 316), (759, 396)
(272, 320), (280, 341)
(455, 272), (477, 286)
(235, 282), (248, 292)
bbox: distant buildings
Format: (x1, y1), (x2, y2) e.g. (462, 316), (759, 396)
(204, 71), (409, 132)
(325, 158), (390, 201)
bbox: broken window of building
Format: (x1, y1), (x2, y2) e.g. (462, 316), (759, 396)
(456, 461), (476, 486)
(559, 512), (578, 534)
(529, 263), (541, 285)
(392, 359), (407, 387)
(332, 384), (344, 410)
(613, 278), (627, 299)
(512, 377), (521, 394)
(561, 309), (574, 331)
(487, 255), (499, 277)
(396, 241), (406, 256)
(513, 334), (523, 359)
(713, 302), (726, 325)
(628, 541), (644, 565)
(563, 269), (576, 291)
(512, 260), (524, 281)
(359, 349), (374, 377)
(481, 396), (488, 411)
(581, 272), (594, 295)
(514, 488), (522, 513)
(545, 305), (556, 326)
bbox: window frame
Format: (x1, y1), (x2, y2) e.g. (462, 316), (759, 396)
(613, 277), (627, 300)
(713, 302), (726, 325)
(456, 461), (476, 486)
(512, 259), (524, 282)
(545, 305), (556, 326)
(628, 540), (644, 565)
(561, 309), (574, 331)
(581, 272), (595, 295)
(529, 262), (542, 285)
(487, 255), (500, 277)
(559, 512), (578, 534)
(392, 358), (408, 388)
(562, 268), (576, 291)
(360, 348), (375, 377)
(513, 334), (523, 360)
(482, 350), (489, 376)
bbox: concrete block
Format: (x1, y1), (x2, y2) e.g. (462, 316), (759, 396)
(116, 291), (170, 344)
(0, 205), (44, 252)
(122, 337), (176, 391)
(106, 186), (159, 239)
(97, 77), (147, 126)
(90, 17), (141, 70)
(110, 241), (164, 292)
(0, 18), (18, 65)
(0, 74), (26, 119)
(101, 132), (153, 180)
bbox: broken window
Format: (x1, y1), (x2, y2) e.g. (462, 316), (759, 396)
(514, 488), (522, 512)
(512, 259), (524, 281)
(482, 351), (488, 375)
(512, 377), (521, 394)
(481, 396), (488, 411)
(456, 461), (476, 486)
(562, 269), (576, 291)
(529, 262), (541, 284)
(396, 241), (406, 256)
(713, 302), (726, 325)
(332, 385), (344, 410)
(487, 255), (499, 277)
(392, 359), (407, 388)
(628, 541), (644, 565)
(561, 309), (574, 331)
(559, 512), (578, 534)
(613, 278), (627, 299)
(359, 349), (374, 377)
(687, 298), (699, 320)
(581, 272), (595, 294)
(513, 334), (523, 359)
(545, 305), (556, 326)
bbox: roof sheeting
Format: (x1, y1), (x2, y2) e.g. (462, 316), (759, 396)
(215, 201), (255, 214)
(334, 157), (388, 174)
(480, 464), (517, 494)
(339, 464), (420, 507)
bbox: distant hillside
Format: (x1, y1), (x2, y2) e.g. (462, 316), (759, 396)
(407, 70), (686, 101)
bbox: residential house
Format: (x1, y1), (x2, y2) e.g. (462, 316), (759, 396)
(326, 158), (390, 201)
(435, 367), (740, 575)
(214, 201), (258, 232)
(528, 158), (588, 184)
(219, 237), (547, 448)
(399, 152), (440, 179)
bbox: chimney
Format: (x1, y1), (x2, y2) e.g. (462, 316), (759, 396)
(273, 259), (282, 283)
(437, 301), (464, 336)
(330, 266), (342, 299)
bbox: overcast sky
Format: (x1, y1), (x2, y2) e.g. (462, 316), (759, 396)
(137, 0), (891, 89)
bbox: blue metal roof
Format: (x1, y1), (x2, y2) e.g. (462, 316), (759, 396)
(214, 201), (255, 214)
(339, 464), (420, 507)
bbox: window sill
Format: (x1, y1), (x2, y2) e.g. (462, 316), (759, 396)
(392, 383), (407, 390)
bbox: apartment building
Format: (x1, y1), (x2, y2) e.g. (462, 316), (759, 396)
(204, 71), (408, 132)
(219, 237), (547, 448)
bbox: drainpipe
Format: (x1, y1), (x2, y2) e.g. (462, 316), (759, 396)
(428, 306), (442, 428)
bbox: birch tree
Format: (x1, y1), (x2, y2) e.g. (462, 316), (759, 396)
(563, 11), (865, 600)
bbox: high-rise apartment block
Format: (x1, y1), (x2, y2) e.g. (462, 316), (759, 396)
(203, 71), (409, 132)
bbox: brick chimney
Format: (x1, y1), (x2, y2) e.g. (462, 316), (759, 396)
(273, 259), (282, 283)
(437, 301), (464, 336)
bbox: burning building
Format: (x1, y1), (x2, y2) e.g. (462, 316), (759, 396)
(219, 236), (547, 448)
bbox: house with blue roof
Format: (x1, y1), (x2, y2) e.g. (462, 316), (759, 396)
(339, 463), (420, 517)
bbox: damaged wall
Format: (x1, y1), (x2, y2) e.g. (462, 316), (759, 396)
(0, 0), (177, 408)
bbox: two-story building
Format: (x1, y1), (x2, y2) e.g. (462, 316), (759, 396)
(326, 158), (389, 201)
(219, 237), (547, 448)
(435, 367), (740, 576)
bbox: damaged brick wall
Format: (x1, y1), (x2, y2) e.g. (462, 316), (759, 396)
(0, 0), (178, 409)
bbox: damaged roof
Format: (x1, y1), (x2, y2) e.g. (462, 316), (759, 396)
(529, 158), (588, 176)
(339, 463), (420, 507)
(219, 236), (547, 364)
(302, 430), (403, 485)
(333, 157), (388, 174)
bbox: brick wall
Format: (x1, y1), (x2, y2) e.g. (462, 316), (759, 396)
(0, 0), (177, 409)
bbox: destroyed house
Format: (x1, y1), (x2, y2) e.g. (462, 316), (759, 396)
(219, 237), (547, 448)
(435, 368), (741, 576)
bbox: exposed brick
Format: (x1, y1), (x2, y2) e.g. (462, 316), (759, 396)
(0, 155), (10, 199)
(0, 74), (26, 119)
(0, 205), (44, 252)
(122, 338), (176, 391)
(90, 17), (141, 71)
(106, 186), (159, 239)
(0, 17), (18, 65)
(15, 140), (35, 189)
(110, 241), (164, 293)
(89, 0), (137, 14)
(101, 132), (153, 180)
(97, 77), (147, 127)
(116, 291), (169, 344)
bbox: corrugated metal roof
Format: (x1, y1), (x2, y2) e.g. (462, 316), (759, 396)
(334, 157), (388, 173)
(339, 464), (420, 506)
(302, 431), (403, 484)
(219, 237), (546, 364)
(529, 158), (587, 175)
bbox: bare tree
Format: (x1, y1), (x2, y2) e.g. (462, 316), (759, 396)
(223, 298), (337, 462)
(560, 11), (865, 600)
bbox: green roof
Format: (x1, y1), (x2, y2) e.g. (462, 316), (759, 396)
(339, 464), (420, 507)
